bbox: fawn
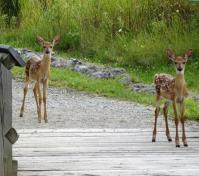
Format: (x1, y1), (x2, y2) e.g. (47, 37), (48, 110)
(20, 35), (60, 123)
(152, 49), (192, 147)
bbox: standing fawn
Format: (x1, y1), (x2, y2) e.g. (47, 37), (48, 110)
(20, 35), (60, 123)
(152, 49), (192, 147)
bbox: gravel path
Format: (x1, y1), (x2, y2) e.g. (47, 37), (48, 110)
(12, 79), (198, 130)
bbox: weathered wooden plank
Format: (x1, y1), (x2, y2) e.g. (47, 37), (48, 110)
(16, 137), (199, 143)
(16, 131), (199, 138)
(14, 142), (199, 149)
(13, 141), (199, 149)
(14, 152), (199, 158)
(16, 128), (199, 133)
(13, 147), (199, 158)
(15, 154), (199, 161)
(13, 137), (199, 148)
(13, 139), (199, 148)
(15, 156), (199, 171)
(17, 169), (199, 176)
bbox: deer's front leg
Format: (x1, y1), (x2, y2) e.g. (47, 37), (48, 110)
(173, 102), (180, 147)
(37, 82), (42, 123)
(43, 80), (48, 123)
(179, 101), (188, 147)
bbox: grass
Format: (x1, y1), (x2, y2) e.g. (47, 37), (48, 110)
(128, 62), (199, 91)
(12, 65), (199, 121)
(1, 0), (199, 66)
(12, 67), (154, 105)
(58, 51), (199, 91)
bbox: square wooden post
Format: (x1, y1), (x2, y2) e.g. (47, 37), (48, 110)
(0, 64), (18, 176)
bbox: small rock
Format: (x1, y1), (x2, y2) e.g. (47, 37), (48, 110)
(131, 83), (155, 95)
(92, 71), (113, 79)
(51, 59), (68, 68)
(194, 95), (199, 102)
(110, 68), (126, 76)
(15, 48), (31, 55)
(51, 56), (63, 62)
(66, 58), (82, 66)
(14, 48), (136, 83)
(84, 65), (100, 75)
(119, 74), (132, 85)
(74, 65), (90, 74)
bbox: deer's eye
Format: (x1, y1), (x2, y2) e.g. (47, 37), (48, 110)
(182, 62), (186, 64)
(174, 62), (178, 65)
(50, 46), (53, 48)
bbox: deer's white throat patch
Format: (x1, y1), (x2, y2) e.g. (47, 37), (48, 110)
(176, 69), (184, 75)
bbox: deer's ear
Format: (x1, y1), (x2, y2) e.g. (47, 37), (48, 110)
(36, 36), (44, 45)
(166, 49), (175, 61)
(52, 35), (61, 45)
(184, 49), (192, 61)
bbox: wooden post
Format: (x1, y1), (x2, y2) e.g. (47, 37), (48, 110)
(0, 90), (4, 176)
(0, 63), (18, 176)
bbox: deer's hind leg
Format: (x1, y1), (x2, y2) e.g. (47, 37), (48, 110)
(152, 94), (161, 142)
(20, 77), (29, 117)
(163, 101), (172, 142)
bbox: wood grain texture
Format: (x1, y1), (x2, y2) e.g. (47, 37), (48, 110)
(14, 128), (199, 176)
(1, 64), (13, 176)
(0, 64), (14, 176)
(0, 64), (5, 176)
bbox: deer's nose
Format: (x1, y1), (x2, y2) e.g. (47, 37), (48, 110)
(46, 50), (50, 54)
(177, 68), (183, 71)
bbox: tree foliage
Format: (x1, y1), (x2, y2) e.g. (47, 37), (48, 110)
(0, 0), (20, 26)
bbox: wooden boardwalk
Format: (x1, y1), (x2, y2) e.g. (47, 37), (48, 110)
(14, 129), (199, 176)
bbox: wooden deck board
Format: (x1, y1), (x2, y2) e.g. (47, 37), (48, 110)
(14, 129), (199, 176)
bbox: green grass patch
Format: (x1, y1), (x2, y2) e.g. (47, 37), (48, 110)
(12, 67), (154, 105)
(128, 62), (199, 91)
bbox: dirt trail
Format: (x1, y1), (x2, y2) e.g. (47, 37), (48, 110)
(12, 79), (199, 130)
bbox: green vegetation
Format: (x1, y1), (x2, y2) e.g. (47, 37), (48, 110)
(12, 67), (155, 105)
(0, 0), (199, 65)
(128, 62), (199, 91)
(1, 0), (199, 120)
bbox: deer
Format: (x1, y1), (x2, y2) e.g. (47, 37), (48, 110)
(152, 49), (192, 147)
(19, 35), (60, 123)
